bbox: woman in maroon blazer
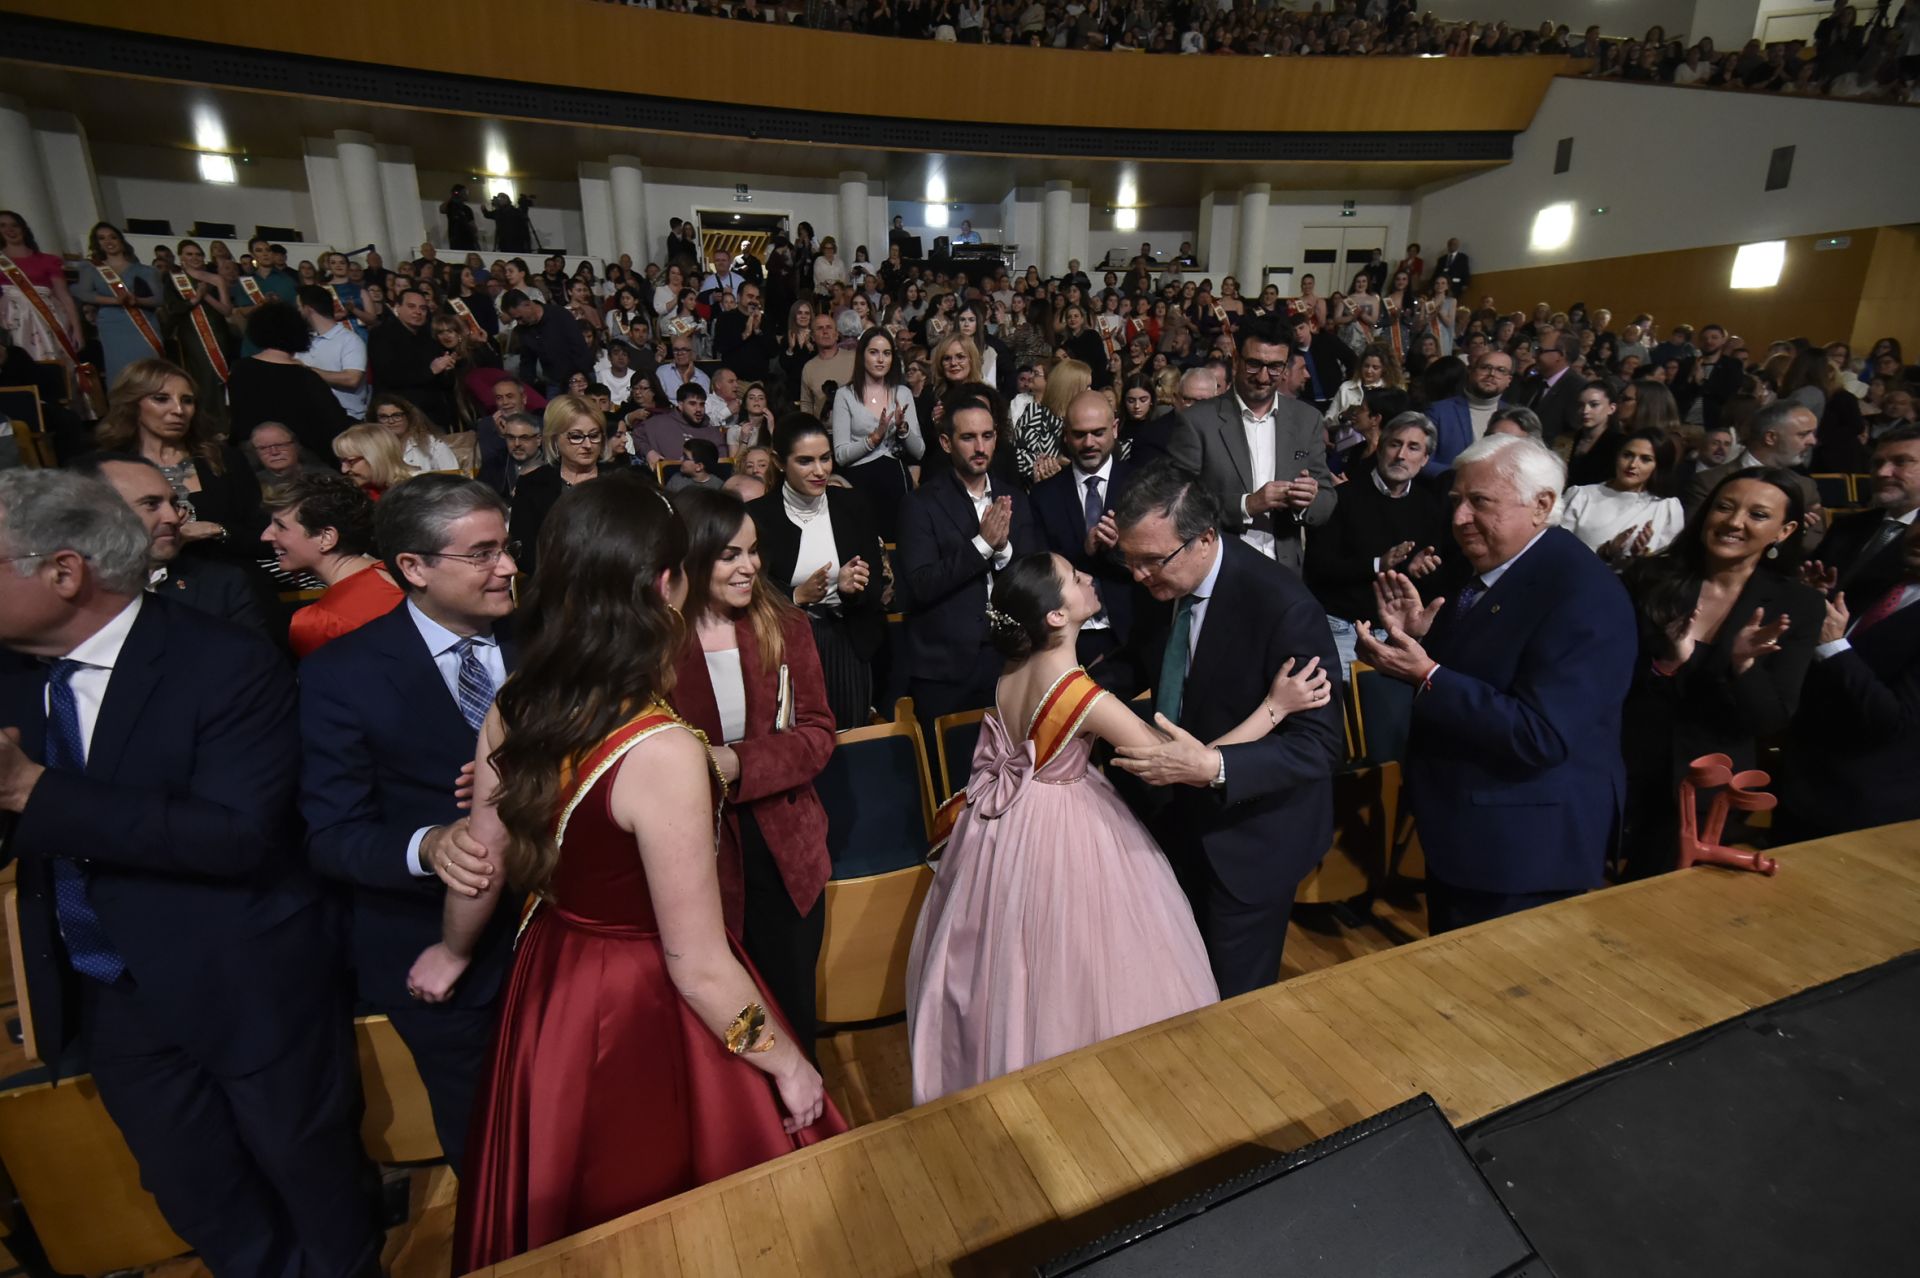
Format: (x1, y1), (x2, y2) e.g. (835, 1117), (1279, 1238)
(671, 488), (837, 1059)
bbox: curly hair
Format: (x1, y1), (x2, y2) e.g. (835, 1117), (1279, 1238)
(264, 470), (378, 556)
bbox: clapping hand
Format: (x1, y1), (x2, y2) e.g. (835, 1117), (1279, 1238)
(1820, 593), (1850, 645)
(1382, 541), (1440, 576)
(1729, 606), (1791, 675)
(795, 562), (832, 606)
(1404, 545), (1443, 578)
(978, 495), (1013, 550)
(1800, 559), (1839, 596)
(837, 556), (871, 597)
(1664, 605), (1703, 669)
(1085, 511), (1119, 557)
(1600, 521), (1655, 564)
(1281, 469), (1319, 510)
(0, 727), (46, 814)
(1353, 621), (1436, 685)
(1371, 570), (1444, 640)
(1032, 453), (1066, 483)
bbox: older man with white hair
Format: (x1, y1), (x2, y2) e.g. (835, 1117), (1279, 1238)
(1356, 433), (1636, 932)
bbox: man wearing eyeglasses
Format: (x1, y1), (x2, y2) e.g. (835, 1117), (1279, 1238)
(1428, 350), (1514, 472)
(1167, 315), (1335, 574)
(1099, 460), (1344, 997)
(298, 475), (521, 1176)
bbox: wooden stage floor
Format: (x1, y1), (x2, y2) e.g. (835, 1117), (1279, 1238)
(470, 821), (1920, 1277)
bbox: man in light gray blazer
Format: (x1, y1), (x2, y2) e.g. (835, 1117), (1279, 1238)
(1167, 314), (1336, 573)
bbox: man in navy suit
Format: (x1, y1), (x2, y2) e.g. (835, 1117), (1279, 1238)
(0, 470), (378, 1278)
(1031, 390), (1135, 664)
(1099, 462), (1345, 996)
(300, 475), (520, 1173)
(1357, 434), (1636, 932)
(1426, 348), (1514, 472)
(896, 384), (1040, 738)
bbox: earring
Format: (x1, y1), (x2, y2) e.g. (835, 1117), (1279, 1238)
(1766, 544), (1779, 559)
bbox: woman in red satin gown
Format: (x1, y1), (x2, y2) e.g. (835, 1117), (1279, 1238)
(407, 475), (846, 1270)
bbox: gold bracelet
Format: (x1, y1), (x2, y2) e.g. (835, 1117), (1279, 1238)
(724, 1002), (775, 1055)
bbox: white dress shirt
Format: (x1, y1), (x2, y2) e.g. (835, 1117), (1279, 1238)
(1181, 538), (1225, 675)
(705, 647), (748, 744)
(1478, 527), (1551, 590)
(966, 478), (1014, 579)
(45, 597), (144, 761)
(404, 600), (508, 877)
(1076, 456), (1116, 632)
(1232, 393), (1279, 560)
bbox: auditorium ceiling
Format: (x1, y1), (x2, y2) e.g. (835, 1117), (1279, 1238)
(5, 62), (1501, 206)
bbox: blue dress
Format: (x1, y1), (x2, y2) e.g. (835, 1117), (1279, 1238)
(72, 261), (164, 386)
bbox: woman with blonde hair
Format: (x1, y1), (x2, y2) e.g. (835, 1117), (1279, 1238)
(371, 392), (459, 473)
(1013, 357), (1090, 485)
(929, 332), (982, 406)
(507, 393), (629, 576)
(97, 356), (261, 553)
(331, 421), (414, 499)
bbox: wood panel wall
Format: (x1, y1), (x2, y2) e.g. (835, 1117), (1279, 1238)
(1470, 227), (1905, 357)
(7, 0), (1572, 135)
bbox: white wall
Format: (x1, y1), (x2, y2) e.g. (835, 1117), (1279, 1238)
(1411, 77), (1920, 274)
(1266, 193), (1413, 278)
(94, 142), (316, 242)
(1419, 0), (1694, 37)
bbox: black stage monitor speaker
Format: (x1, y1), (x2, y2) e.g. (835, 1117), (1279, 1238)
(254, 224), (301, 244)
(124, 217), (171, 236)
(1038, 1095), (1553, 1278)
(191, 220), (237, 240)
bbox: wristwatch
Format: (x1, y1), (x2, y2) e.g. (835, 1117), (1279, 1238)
(1210, 749), (1226, 790)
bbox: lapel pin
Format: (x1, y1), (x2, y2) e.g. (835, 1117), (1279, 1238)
(1490, 603), (1501, 615)
(174, 579), (187, 590)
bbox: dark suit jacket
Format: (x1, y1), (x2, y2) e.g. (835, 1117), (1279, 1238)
(1030, 458), (1136, 645)
(745, 487), (887, 660)
(896, 469), (1040, 681)
(153, 558), (275, 642)
(1302, 333), (1355, 408)
(1518, 368), (1587, 445)
(670, 609), (836, 926)
(0, 596), (329, 1076)
(369, 316), (454, 424)
(1406, 528), (1638, 894)
(1169, 392), (1335, 573)
(1432, 251), (1471, 291)
(1673, 352), (1744, 433)
(1819, 508), (1914, 606)
(298, 603), (518, 1009)
(1123, 413), (1190, 469)
(1426, 394), (1503, 472)
(1095, 537), (1345, 904)
(1778, 599), (1920, 840)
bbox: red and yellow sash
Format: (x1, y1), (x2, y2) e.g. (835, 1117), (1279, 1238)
(96, 264), (165, 356)
(929, 668), (1106, 856)
(238, 275), (267, 306)
(0, 252), (105, 414)
(449, 296), (486, 342)
(170, 271), (231, 383)
(324, 281), (348, 323)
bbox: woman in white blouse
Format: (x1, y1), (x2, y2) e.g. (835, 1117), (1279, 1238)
(1558, 428), (1687, 568)
(1323, 344), (1402, 424)
(744, 416), (887, 730)
(810, 236), (849, 294)
(830, 326), (925, 541)
(370, 393), (458, 473)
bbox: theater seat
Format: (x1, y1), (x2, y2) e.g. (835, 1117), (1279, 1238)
(1812, 473), (1854, 510)
(1296, 663), (1415, 905)
(354, 1015), (442, 1165)
(932, 707), (988, 801)
(816, 865), (934, 1024)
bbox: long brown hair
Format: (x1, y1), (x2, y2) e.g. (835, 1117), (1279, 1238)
(96, 358), (225, 474)
(491, 476), (688, 892)
(675, 487), (797, 673)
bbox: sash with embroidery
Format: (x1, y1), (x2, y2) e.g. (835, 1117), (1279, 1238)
(928, 667), (1106, 858)
(170, 271), (232, 384)
(97, 264), (165, 356)
(324, 281), (349, 324)
(0, 252), (105, 414)
(449, 296), (487, 342)
(238, 275), (268, 306)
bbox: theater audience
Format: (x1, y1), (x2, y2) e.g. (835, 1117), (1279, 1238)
(373, 392), (460, 473)
(1359, 434), (1636, 931)
(670, 488), (837, 1058)
(75, 452), (273, 639)
(634, 382), (729, 463)
(745, 415), (885, 729)
(896, 384), (1039, 736)
(507, 394), (627, 577)
(1618, 469), (1823, 877)
(0, 469), (380, 1278)
(1029, 389), (1135, 664)
(1557, 428), (1687, 565)
(332, 421), (414, 498)
(262, 472), (405, 659)
(1304, 411), (1449, 670)
(830, 326), (924, 540)
(1685, 401), (1825, 551)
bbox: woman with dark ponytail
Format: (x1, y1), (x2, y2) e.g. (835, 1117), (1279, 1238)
(905, 551), (1333, 1103)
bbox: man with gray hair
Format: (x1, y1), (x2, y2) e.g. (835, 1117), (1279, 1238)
(299, 474), (520, 1174)
(1486, 404), (1546, 442)
(1304, 411), (1450, 669)
(0, 469), (380, 1276)
(1515, 331), (1587, 445)
(1356, 433), (1636, 932)
(1685, 399), (1825, 550)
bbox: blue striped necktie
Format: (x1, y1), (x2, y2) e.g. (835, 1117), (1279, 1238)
(454, 638), (496, 732)
(44, 660), (127, 983)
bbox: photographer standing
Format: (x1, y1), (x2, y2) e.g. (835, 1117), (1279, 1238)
(482, 191), (533, 254)
(441, 184), (477, 251)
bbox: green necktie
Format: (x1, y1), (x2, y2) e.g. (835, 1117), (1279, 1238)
(1156, 594), (1196, 724)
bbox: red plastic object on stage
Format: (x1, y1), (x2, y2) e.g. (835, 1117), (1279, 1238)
(1677, 754), (1779, 875)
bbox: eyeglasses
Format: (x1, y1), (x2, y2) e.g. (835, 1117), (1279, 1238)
(1123, 533), (1199, 574)
(1239, 359), (1290, 377)
(0, 551), (54, 566)
(421, 541), (521, 569)
(375, 412), (408, 423)
(564, 431), (606, 446)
